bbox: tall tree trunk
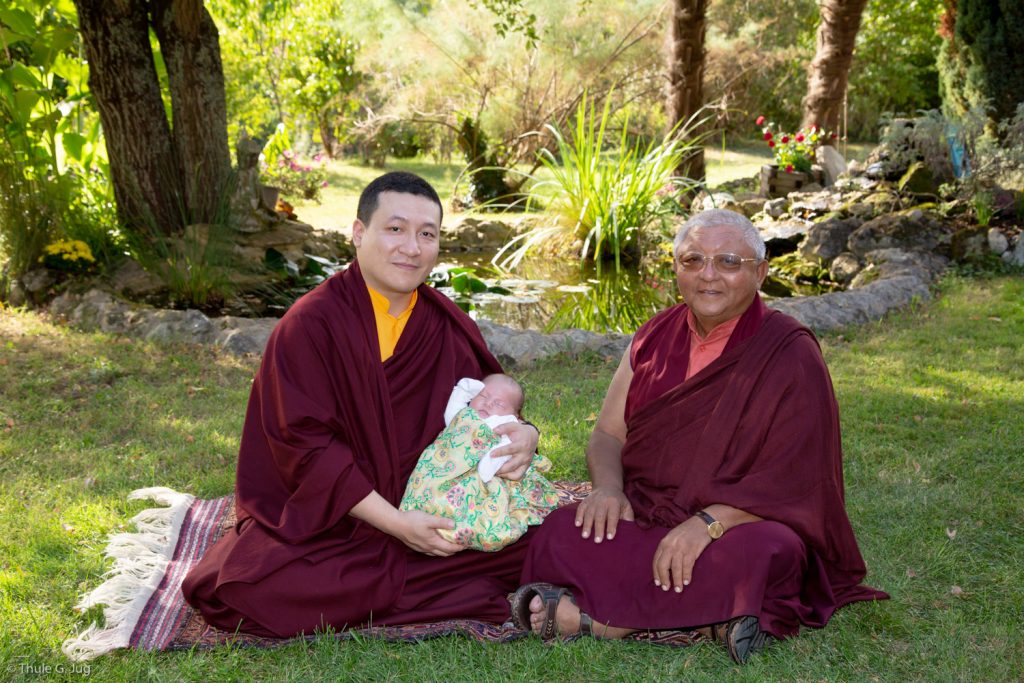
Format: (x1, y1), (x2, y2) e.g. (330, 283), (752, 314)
(666, 0), (708, 183)
(73, 0), (185, 235)
(801, 0), (870, 132)
(151, 0), (232, 224)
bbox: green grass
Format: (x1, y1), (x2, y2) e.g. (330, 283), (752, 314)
(291, 141), (876, 233)
(2, 274), (1021, 681)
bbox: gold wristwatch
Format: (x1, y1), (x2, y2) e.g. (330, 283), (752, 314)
(695, 510), (725, 540)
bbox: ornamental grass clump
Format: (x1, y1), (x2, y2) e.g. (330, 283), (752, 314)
(498, 95), (705, 274)
(756, 115), (837, 174)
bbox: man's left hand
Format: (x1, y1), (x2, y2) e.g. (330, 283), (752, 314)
(651, 516), (712, 593)
(490, 422), (540, 481)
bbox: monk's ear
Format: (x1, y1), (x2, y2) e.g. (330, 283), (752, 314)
(352, 219), (365, 248)
(755, 258), (769, 287)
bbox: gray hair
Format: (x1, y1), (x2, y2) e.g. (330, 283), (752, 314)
(672, 209), (766, 260)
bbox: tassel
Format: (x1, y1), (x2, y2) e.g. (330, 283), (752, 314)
(61, 487), (195, 661)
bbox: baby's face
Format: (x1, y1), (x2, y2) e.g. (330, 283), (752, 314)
(469, 377), (522, 418)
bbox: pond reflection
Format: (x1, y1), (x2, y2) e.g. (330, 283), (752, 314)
(435, 250), (836, 334)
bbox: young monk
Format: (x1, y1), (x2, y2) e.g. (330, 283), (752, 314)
(182, 172), (541, 637)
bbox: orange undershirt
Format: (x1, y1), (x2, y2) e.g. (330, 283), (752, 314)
(685, 310), (741, 380)
(367, 285), (418, 362)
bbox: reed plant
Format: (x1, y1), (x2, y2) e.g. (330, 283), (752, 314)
(496, 95), (707, 274)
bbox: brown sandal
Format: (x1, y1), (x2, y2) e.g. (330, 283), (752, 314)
(510, 582), (594, 641)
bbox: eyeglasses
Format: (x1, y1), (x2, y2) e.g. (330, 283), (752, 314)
(676, 252), (762, 273)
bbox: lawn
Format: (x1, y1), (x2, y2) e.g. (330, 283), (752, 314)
(291, 141), (876, 233)
(1, 273), (1021, 681)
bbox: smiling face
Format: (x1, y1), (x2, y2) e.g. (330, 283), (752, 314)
(673, 224), (768, 336)
(352, 191), (441, 314)
(469, 375), (523, 419)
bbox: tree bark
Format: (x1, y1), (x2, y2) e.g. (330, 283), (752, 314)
(801, 0), (870, 132)
(73, 0), (185, 235)
(151, 0), (232, 224)
(666, 0), (708, 183)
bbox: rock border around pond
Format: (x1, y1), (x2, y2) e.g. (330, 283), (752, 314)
(42, 245), (943, 368)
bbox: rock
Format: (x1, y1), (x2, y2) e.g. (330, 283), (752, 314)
(7, 279), (26, 307)
(107, 259), (165, 299)
(758, 219), (813, 251)
(764, 198), (788, 219)
(847, 212), (951, 258)
(898, 161), (938, 196)
(476, 319), (630, 368)
(443, 216), (525, 252)
(861, 248), (948, 283)
(865, 162), (887, 180)
(22, 268), (56, 296)
(950, 226), (990, 261)
(799, 217), (863, 263)
(737, 198), (768, 218)
(700, 192), (739, 212)
(799, 182), (824, 194)
(987, 228), (1009, 255)
(829, 252), (862, 284)
(768, 273), (933, 334)
(816, 145), (847, 186)
(1010, 238), (1024, 267)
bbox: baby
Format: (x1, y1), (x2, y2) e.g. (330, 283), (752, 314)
(399, 374), (559, 551)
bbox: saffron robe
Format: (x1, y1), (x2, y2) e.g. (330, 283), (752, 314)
(522, 297), (888, 636)
(181, 261), (533, 638)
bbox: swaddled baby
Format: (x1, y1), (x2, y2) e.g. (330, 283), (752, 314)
(399, 374), (559, 551)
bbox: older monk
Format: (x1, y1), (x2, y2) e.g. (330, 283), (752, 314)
(512, 209), (887, 663)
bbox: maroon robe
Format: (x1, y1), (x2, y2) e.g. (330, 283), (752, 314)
(522, 296), (887, 637)
(182, 261), (533, 637)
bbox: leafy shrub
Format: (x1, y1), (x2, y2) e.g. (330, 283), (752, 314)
(260, 124), (329, 202)
(497, 95), (705, 273)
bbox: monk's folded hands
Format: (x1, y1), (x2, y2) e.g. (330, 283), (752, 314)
(575, 486), (635, 543)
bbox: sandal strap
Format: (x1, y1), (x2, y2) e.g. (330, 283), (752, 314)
(579, 611), (594, 637)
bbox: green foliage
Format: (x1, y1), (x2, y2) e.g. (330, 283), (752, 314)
(260, 124), (329, 203)
(937, 0), (1024, 136)
(427, 264), (511, 313)
(971, 190), (994, 227)
(210, 0), (365, 151)
(499, 95), (704, 273)
(0, 0), (122, 289)
(547, 269), (677, 334)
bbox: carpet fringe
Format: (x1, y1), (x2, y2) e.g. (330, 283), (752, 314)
(62, 487), (195, 661)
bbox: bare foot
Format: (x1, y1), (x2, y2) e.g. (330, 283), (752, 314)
(527, 594), (635, 639)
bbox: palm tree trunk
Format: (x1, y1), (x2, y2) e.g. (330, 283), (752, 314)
(801, 0), (870, 132)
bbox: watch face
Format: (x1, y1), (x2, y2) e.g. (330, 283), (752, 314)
(708, 521), (725, 539)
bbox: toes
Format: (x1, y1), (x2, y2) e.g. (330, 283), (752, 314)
(529, 594), (544, 613)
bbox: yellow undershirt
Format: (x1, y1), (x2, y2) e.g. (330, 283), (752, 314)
(366, 285), (418, 362)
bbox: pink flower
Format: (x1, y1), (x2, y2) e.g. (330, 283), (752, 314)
(321, 181), (328, 187)
(756, 115), (766, 126)
(785, 164), (794, 173)
(795, 133), (805, 142)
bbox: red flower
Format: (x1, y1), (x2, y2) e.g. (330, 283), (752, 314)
(756, 115), (766, 126)
(831, 132), (839, 139)
(785, 164), (794, 173)
(781, 135), (789, 144)
(763, 131), (773, 141)
(768, 140), (776, 148)
(795, 133), (805, 142)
